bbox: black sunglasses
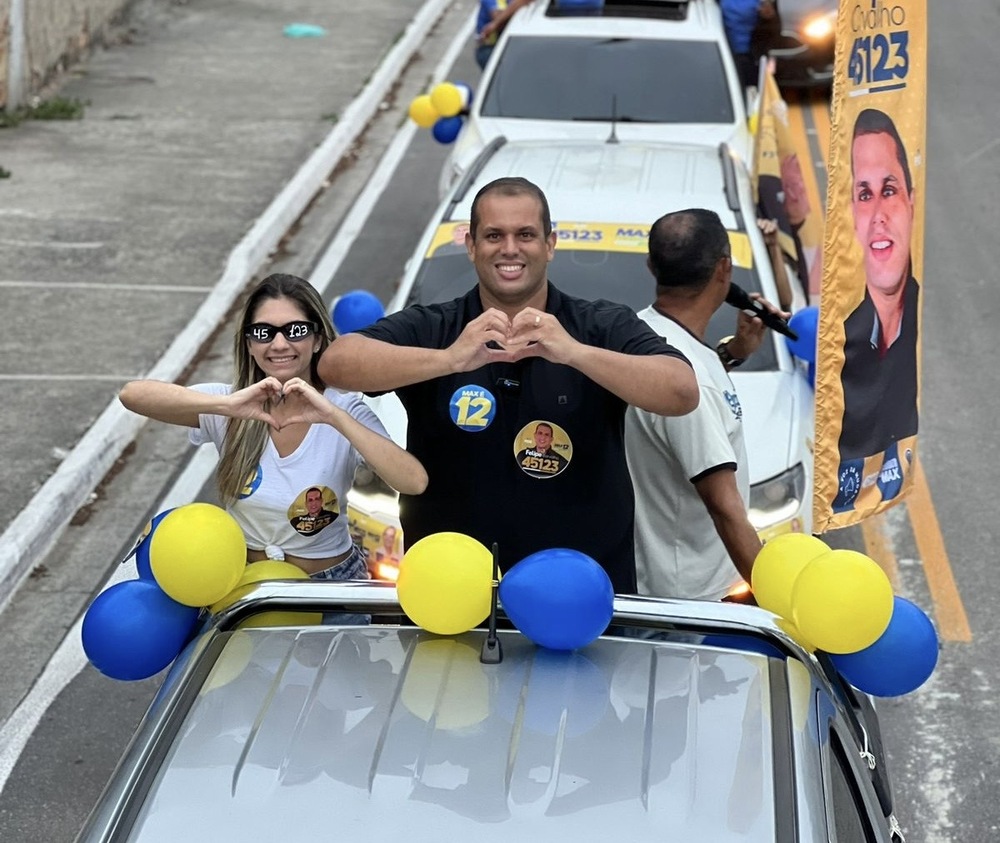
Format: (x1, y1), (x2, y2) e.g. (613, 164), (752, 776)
(244, 321), (319, 344)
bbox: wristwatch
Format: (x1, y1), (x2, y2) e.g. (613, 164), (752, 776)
(716, 336), (745, 369)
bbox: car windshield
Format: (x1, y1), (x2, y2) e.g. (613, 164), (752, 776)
(405, 243), (777, 373)
(480, 36), (735, 124)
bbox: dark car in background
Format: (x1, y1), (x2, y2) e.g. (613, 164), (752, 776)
(765, 0), (837, 89)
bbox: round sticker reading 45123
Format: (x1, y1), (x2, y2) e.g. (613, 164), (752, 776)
(449, 385), (496, 432)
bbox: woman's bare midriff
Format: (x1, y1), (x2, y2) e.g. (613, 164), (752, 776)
(245, 546), (353, 575)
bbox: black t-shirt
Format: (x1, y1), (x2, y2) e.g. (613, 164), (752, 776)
(839, 275), (919, 461)
(359, 283), (690, 593)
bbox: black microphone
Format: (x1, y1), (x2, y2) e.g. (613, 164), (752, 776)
(725, 282), (798, 341)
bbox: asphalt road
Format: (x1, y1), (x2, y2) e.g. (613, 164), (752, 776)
(1, 2), (998, 841)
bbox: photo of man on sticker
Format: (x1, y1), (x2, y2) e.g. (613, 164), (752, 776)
(515, 420), (571, 478)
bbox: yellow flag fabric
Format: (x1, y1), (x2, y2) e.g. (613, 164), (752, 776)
(753, 64), (806, 266)
(813, 1), (927, 531)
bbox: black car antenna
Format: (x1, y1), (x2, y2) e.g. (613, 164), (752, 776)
(480, 542), (503, 664)
(606, 94), (619, 144)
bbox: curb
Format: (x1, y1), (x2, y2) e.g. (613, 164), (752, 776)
(0, 0), (458, 612)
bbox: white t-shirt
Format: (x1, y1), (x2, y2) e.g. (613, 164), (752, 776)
(625, 306), (749, 600)
(189, 384), (389, 559)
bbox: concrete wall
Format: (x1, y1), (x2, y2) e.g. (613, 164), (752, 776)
(3, 0), (132, 109)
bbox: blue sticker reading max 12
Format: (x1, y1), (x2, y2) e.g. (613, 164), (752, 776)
(848, 2), (910, 92)
(449, 386), (497, 432)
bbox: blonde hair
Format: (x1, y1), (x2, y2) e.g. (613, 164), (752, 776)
(216, 274), (335, 504)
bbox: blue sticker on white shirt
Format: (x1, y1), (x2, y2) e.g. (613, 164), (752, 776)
(449, 385), (497, 432)
(239, 464), (263, 499)
(723, 390), (743, 422)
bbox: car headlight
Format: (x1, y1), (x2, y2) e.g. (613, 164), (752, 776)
(802, 10), (837, 43)
(748, 463), (806, 530)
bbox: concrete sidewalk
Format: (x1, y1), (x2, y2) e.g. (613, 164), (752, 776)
(0, 0), (464, 607)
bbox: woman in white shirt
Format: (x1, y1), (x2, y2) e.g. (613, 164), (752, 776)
(120, 274), (427, 584)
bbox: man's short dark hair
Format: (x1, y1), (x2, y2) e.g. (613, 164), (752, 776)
(469, 177), (552, 238)
(647, 209), (730, 292)
(852, 108), (913, 195)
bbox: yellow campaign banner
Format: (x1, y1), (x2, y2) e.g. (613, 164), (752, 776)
(752, 62), (823, 305)
(813, 0), (927, 531)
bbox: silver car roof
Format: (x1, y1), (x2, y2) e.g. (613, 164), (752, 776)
(138, 631), (778, 841)
(79, 584), (873, 842)
(445, 140), (744, 231)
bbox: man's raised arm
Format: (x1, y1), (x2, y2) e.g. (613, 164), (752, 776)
(318, 334), (450, 392)
(318, 309), (511, 391)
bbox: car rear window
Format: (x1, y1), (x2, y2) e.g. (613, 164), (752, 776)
(407, 246), (778, 372)
(123, 629), (780, 842)
(480, 36), (735, 125)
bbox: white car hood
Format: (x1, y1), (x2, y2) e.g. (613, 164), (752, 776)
(730, 369), (814, 484)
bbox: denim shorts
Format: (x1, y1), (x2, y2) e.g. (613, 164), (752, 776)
(309, 544), (370, 625)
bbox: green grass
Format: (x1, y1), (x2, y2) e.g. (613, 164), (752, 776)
(0, 96), (87, 128)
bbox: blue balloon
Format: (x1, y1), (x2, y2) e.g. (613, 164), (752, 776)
(431, 116), (463, 145)
(134, 508), (176, 580)
(499, 548), (614, 651)
(332, 290), (385, 334)
(82, 580), (200, 681)
(830, 596), (939, 697)
(785, 305), (819, 364)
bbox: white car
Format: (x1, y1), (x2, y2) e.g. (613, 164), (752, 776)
(440, 0), (752, 198)
(349, 139), (814, 580)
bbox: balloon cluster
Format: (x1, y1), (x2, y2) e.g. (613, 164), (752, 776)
(751, 533), (939, 697)
(83, 503), (318, 681)
(407, 81), (473, 144)
(396, 533), (614, 651)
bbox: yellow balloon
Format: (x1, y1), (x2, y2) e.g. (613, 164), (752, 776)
(430, 82), (463, 118)
(210, 560), (306, 612)
(751, 533), (830, 619)
(397, 532), (494, 634)
(401, 639), (489, 729)
(211, 560), (322, 627)
(408, 94), (439, 128)
(791, 549), (894, 654)
(149, 503), (246, 607)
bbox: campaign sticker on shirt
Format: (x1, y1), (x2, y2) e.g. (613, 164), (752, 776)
(239, 464), (263, 499)
(288, 486), (340, 536)
(449, 385), (497, 432)
(514, 420), (572, 479)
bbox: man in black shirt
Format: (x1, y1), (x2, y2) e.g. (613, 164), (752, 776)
(318, 177), (698, 592)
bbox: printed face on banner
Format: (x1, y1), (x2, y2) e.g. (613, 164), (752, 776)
(851, 131), (915, 299)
